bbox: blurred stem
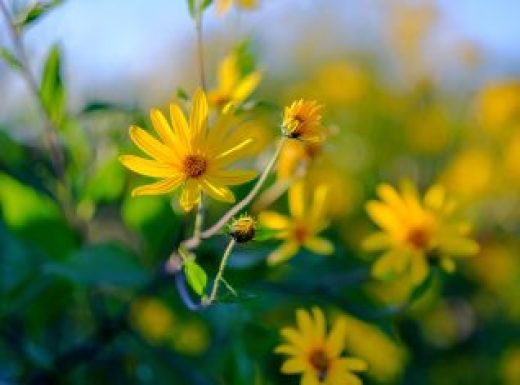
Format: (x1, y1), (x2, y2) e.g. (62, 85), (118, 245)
(195, 2), (206, 91)
(206, 238), (236, 305)
(193, 193), (205, 242)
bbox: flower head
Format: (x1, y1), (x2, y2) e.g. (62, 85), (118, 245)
(275, 307), (367, 385)
(282, 99), (325, 142)
(259, 181), (333, 265)
(208, 52), (261, 111)
(363, 181), (479, 284)
(120, 88), (257, 211)
(229, 214), (256, 243)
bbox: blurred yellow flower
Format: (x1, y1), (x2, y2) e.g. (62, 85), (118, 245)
(441, 148), (493, 200)
(476, 80), (520, 134)
(130, 298), (176, 344)
(339, 314), (408, 383)
(259, 181), (333, 265)
(208, 52), (261, 110)
(363, 181), (479, 284)
(119, 88), (257, 211)
(172, 319), (210, 355)
(277, 140), (321, 180)
(216, 0), (257, 15)
(500, 347), (520, 385)
(282, 100), (326, 142)
(275, 307), (367, 385)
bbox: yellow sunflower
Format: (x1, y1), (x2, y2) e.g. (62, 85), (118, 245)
(119, 88), (257, 211)
(363, 181), (479, 284)
(282, 99), (326, 142)
(208, 52), (261, 110)
(275, 307), (367, 385)
(259, 181), (333, 265)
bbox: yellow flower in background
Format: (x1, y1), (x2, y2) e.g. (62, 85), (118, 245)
(339, 314), (408, 383)
(208, 52), (262, 110)
(130, 298), (176, 344)
(119, 88), (257, 211)
(216, 0), (257, 15)
(476, 80), (520, 135)
(259, 181), (333, 265)
(277, 140), (322, 180)
(282, 99), (326, 142)
(363, 181), (479, 285)
(500, 347), (520, 385)
(275, 308), (367, 385)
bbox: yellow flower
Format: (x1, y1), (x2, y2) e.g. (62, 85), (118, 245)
(476, 80), (520, 134)
(208, 52), (261, 110)
(275, 307), (367, 385)
(259, 181), (333, 265)
(282, 99), (326, 142)
(216, 0), (257, 15)
(277, 140), (322, 180)
(363, 181), (479, 285)
(119, 88), (257, 211)
(229, 214), (256, 243)
(130, 298), (176, 344)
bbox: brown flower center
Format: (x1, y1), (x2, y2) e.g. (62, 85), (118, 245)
(406, 226), (430, 250)
(292, 223), (308, 244)
(183, 154), (207, 178)
(309, 349), (329, 382)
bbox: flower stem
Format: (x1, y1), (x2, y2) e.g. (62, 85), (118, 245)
(194, 1), (206, 91)
(206, 238), (236, 305)
(200, 137), (287, 240)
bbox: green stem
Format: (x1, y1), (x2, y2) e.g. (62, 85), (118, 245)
(206, 238), (236, 305)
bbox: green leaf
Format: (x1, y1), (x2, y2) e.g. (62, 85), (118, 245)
(0, 48), (22, 71)
(0, 172), (78, 259)
(176, 87), (189, 101)
(40, 44), (66, 128)
(43, 244), (147, 288)
(16, 1), (62, 28)
(234, 40), (256, 76)
(84, 157), (125, 202)
(183, 260), (207, 296)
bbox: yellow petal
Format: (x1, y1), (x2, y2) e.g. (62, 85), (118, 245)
(131, 176), (183, 197)
(231, 71), (262, 103)
(179, 179), (201, 211)
(438, 236), (480, 256)
(150, 108), (180, 151)
(199, 178), (235, 203)
(325, 317), (346, 357)
(296, 309), (314, 337)
(190, 88), (208, 142)
(119, 155), (176, 178)
(216, 0), (233, 15)
(281, 358), (306, 374)
(280, 327), (307, 350)
(258, 211), (290, 230)
(208, 170), (257, 186)
(289, 181), (305, 218)
(274, 344), (300, 355)
(301, 372), (320, 385)
(338, 357), (368, 372)
(310, 184), (329, 222)
(410, 253), (429, 285)
(169, 103), (190, 149)
(376, 183), (407, 218)
(371, 249), (408, 280)
(129, 126), (177, 163)
(366, 201), (401, 233)
(424, 184), (446, 211)
(362, 232), (391, 251)
(304, 237), (334, 255)
(267, 241), (299, 265)
(218, 53), (239, 92)
(214, 138), (254, 166)
(311, 307), (326, 344)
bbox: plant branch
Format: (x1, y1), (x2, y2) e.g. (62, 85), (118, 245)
(205, 238), (236, 305)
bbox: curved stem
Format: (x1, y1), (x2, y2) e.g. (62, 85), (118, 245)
(197, 137), (286, 243)
(206, 238), (236, 305)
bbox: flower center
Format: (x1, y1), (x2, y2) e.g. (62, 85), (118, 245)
(183, 154), (207, 178)
(292, 223), (308, 243)
(406, 226), (430, 250)
(285, 115), (305, 138)
(309, 349), (329, 382)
